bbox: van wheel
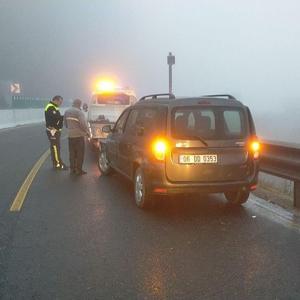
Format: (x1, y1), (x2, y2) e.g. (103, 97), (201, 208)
(224, 189), (250, 205)
(134, 167), (152, 209)
(98, 150), (112, 175)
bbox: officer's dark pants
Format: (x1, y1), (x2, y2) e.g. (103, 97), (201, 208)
(46, 130), (63, 167)
(68, 137), (85, 172)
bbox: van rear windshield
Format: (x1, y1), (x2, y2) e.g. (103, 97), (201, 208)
(172, 106), (248, 140)
(93, 93), (130, 105)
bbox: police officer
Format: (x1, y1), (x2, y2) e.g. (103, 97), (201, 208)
(45, 95), (68, 170)
(64, 99), (90, 175)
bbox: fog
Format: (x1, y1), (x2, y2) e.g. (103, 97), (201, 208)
(0, 0), (300, 141)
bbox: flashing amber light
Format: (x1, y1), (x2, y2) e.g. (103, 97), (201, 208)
(152, 139), (168, 161)
(96, 80), (115, 92)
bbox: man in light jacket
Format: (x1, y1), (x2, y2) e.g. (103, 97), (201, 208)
(64, 99), (90, 175)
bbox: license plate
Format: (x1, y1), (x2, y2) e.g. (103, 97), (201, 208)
(179, 154), (218, 164)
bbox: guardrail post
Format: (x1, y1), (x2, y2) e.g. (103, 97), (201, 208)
(294, 180), (300, 208)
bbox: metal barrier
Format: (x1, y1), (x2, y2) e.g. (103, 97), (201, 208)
(260, 141), (300, 208)
(11, 96), (50, 109)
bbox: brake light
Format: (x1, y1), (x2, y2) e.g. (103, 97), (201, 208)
(249, 140), (260, 159)
(152, 139), (168, 161)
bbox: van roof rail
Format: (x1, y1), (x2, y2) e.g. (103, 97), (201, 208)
(139, 93), (175, 101)
(200, 94), (236, 100)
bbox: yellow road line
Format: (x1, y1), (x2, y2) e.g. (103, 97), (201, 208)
(10, 149), (50, 212)
(53, 145), (59, 166)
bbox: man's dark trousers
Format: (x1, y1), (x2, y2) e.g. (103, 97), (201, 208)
(68, 137), (85, 172)
(46, 130), (62, 168)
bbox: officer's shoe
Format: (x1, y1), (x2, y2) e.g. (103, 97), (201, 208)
(60, 164), (69, 171)
(54, 164), (69, 171)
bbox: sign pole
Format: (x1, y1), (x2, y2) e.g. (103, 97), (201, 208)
(167, 52), (175, 94)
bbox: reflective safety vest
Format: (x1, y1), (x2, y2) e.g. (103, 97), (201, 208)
(45, 103), (59, 112)
(45, 102), (63, 130)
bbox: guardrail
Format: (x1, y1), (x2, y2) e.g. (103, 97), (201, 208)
(260, 141), (300, 208)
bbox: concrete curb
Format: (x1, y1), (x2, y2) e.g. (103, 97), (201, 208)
(0, 108), (67, 129)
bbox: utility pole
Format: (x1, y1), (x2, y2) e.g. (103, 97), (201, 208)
(167, 52), (175, 94)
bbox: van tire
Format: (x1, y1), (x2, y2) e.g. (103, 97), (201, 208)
(134, 167), (153, 209)
(98, 149), (112, 175)
(224, 189), (250, 205)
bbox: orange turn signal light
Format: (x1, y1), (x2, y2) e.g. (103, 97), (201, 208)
(251, 141), (260, 152)
(249, 140), (260, 159)
(152, 139), (168, 161)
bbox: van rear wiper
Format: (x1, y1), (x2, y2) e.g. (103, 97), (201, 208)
(174, 134), (208, 146)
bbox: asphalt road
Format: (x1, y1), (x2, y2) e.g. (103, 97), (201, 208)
(1, 124), (300, 299)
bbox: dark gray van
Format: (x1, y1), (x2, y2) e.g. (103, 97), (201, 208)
(99, 94), (260, 209)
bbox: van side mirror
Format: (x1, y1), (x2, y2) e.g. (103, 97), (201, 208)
(83, 103), (88, 112)
(102, 124), (112, 133)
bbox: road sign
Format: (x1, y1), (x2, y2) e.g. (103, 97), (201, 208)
(167, 52), (175, 65)
(10, 83), (21, 94)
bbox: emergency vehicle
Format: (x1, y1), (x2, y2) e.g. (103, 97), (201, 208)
(88, 81), (137, 148)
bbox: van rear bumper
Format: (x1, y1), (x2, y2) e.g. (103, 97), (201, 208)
(144, 162), (259, 195)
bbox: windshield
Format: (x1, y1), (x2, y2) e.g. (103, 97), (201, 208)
(93, 93), (130, 105)
(172, 106), (248, 140)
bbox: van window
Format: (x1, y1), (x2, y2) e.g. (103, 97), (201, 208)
(138, 109), (158, 137)
(124, 109), (139, 135)
(95, 93), (130, 105)
(125, 107), (166, 137)
(224, 111), (242, 135)
(114, 110), (129, 134)
(172, 106), (247, 140)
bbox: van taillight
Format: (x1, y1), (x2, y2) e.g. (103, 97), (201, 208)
(151, 138), (168, 161)
(249, 139), (260, 159)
